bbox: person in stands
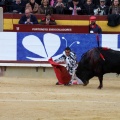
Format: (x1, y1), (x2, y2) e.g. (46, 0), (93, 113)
(38, 0), (53, 14)
(10, 0), (26, 13)
(68, 0), (83, 15)
(25, 0), (39, 14)
(53, 0), (67, 14)
(19, 8), (39, 24)
(0, 0), (6, 12)
(39, 12), (56, 25)
(108, 0), (120, 14)
(94, 0), (109, 15)
(83, 0), (96, 15)
(54, 47), (83, 85)
(89, 16), (102, 34)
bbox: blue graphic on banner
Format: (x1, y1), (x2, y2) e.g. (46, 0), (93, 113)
(118, 34), (120, 48)
(17, 33), (101, 61)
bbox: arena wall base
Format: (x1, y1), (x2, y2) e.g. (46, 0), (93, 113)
(0, 67), (56, 79)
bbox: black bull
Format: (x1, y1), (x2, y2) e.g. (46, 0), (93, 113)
(76, 47), (120, 89)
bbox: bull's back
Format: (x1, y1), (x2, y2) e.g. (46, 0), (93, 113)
(101, 49), (120, 74)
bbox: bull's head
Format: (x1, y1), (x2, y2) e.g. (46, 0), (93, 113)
(76, 63), (94, 85)
(76, 48), (104, 86)
(76, 61), (94, 86)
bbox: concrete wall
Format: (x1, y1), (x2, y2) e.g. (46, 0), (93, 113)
(1, 67), (56, 79)
(0, 7), (3, 31)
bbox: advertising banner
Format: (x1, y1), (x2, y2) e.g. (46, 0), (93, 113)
(0, 32), (120, 62)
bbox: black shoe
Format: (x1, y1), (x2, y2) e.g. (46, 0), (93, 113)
(56, 82), (63, 85)
(64, 82), (72, 86)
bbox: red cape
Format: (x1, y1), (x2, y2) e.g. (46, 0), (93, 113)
(48, 58), (71, 84)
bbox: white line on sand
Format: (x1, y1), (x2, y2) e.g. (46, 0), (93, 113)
(0, 92), (120, 96)
(0, 99), (119, 104)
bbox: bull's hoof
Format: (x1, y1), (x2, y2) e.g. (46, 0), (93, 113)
(97, 86), (103, 89)
(83, 81), (89, 86)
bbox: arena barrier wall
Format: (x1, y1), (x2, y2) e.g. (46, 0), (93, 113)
(0, 32), (120, 77)
(3, 14), (120, 33)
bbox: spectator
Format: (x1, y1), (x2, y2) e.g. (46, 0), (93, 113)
(19, 8), (39, 24)
(5, 0), (14, 12)
(35, 0), (42, 5)
(83, 0), (96, 15)
(10, 0), (26, 13)
(39, 12), (56, 25)
(0, 0), (5, 5)
(54, 47), (83, 85)
(0, 0), (5, 12)
(108, 0), (120, 14)
(94, 0), (109, 15)
(89, 16), (102, 34)
(80, 0), (86, 5)
(68, 0), (83, 15)
(107, 0), (120, 27)
(92, 0), (100, 6)
(25, 0), (39, 14)
(53, 0), (67, 14)
(50, 0), (55, 7)
(106, 0), (112, 6)
(38, 0), (53, 14)
(22, 0), (29, 4)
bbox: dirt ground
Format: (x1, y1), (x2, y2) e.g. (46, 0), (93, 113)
(0, 73), (120, 120)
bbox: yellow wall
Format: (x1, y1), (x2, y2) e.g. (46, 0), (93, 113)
(96, 21), (120, 32)
(3, 18), (120, 32)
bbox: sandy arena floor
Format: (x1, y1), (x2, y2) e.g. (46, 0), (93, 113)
(0, 73), (120, 120)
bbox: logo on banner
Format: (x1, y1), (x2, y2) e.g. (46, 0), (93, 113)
(17, 33), (81, 61)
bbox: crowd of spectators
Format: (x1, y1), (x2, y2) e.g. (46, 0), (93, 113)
(0, 0), (120, 15)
